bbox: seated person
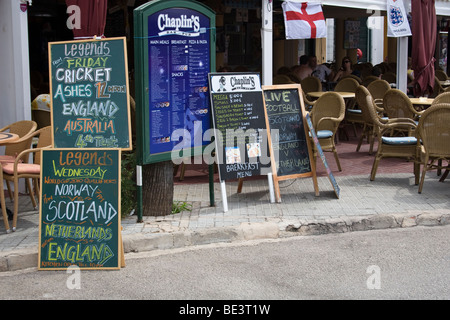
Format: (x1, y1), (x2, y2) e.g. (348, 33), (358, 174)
(308, 55), (333, 82)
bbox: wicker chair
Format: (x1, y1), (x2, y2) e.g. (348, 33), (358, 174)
(435, 69), (448, 81)
(431, 92), (450, 105)
(0, 120), (38, 203)
(430, 76), (445, 98)
(415, 103), (450, 193)
(362, 75), (379, 87)
(309, 92), (345, 171)
(355, 86), (419, 181)
(381, 72), (397, 84)
(300, 76), (322, 109)
(301, 76), (322, 93)
(367, 79), (391, 114)
(273, 74), (294, 84)
(383, 89), (424, 122)
(341, 74), (362, 84)
(1, 126), (53, 232)
(334, 77), (360, 93)
(0, 120), (37, 163)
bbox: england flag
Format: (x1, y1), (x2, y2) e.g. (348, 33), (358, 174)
(282, 1), (326, 39)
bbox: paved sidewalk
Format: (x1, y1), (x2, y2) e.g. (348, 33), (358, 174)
(1, 171), (449, 271)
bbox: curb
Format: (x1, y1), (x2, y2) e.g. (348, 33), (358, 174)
(1, 211), (449, 272)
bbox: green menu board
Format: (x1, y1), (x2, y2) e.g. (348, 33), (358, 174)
(48, 37), (131, 150)
(38, 149), (121, 270)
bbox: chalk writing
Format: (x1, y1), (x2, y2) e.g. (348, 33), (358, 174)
(49, 38), (130, 149)
(39, 149), (121, 270)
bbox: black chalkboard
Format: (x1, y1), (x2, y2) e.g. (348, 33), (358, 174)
(38, 149), (121, 270)
(48, 37), (131, 150)
(209, 73), (271, 181)
(262, 84), (318, 201)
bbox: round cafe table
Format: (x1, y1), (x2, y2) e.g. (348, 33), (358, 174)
(307, 91), (355, 99)
(409, 97), (434, 111)
(0, 132), (19, 145)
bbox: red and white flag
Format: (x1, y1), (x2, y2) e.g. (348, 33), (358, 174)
(282, 1), (326, 39)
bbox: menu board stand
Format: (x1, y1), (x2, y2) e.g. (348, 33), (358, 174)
(262, 84), (319, 202)
(209, 72), (275, 212)
(43, 36), (131, 270)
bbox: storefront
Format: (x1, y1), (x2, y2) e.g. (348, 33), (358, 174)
(0, 0), (449, 129)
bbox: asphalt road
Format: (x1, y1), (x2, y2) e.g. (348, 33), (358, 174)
(1, 225), (449, 302)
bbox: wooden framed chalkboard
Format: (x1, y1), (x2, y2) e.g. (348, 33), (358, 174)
(262, 84), (319, 202)
(38, 149), (122, 270)
(48, 37), (132, 150)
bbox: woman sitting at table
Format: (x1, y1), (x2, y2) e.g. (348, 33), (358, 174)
(332, 56), (357, 82)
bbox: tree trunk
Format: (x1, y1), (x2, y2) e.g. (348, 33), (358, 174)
(142, 161), (173, 216)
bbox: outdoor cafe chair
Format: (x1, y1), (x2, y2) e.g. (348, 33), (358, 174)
(415, 103), (450, 193)
(381, 72), (396, 84)
(362, 75), (379, 87)
(0, 120), (38, 200)
(1, 126), (53, 232)
(300, 76), (322, 110)
(309, 92), (345, 171)
(0, 120), (37, 163)
(367, 79), (391, 114)
(431, 76), (445, 98)
(383, 89), (423, 136)
(334, 77), (360, 93)
(432, 92), (450, 105)
(435, 69), (449, 81)
(355, 85), (419, 181)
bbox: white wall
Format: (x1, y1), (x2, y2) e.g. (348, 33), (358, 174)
(0, 0), (31, 129)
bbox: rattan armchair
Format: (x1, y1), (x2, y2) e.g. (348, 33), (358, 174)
(334, 77), (360, 93)
(300, 76), (322, 109)
(355, 85), (419, 181)
(435, 70), (448, 81)
(383, 89), (423, 136)
(432, 92), (450, 105)
(1, 126), (53, 232)
(415, 103), (450, 193)
(431, 76), (445, 98)
(0, 120), (37, 163)
(309, 92), (345, 171)
(381, 72), (396, 84)
(367, 79), (391, 115)
(362, 75), (379, 87)
(0, 120), (38, 202)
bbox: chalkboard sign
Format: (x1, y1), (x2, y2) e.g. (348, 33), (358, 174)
(209, 73), (271, 181)
(38, 149), (121, 270)
(48, 37), (131, 150)
(262, 84), (318, 202)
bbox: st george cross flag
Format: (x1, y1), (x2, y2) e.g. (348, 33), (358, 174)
(282, 1), (326, 39)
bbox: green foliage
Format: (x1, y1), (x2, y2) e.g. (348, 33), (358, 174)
(172, 201), (192, 214)
(121, 149), (137, 217)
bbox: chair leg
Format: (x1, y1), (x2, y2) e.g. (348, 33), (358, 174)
(356, 125), (366, 152)
(12, 177), (19, 231)
(0, 172), (11, 233)
(439, 168), (449, 182)
(6, 180), (12, 202)
(418, 156), (429, 194)
(370, 155), (381, 181)
(333, 148), (342, 171)
(26, 178), (37, 209)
